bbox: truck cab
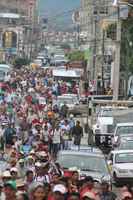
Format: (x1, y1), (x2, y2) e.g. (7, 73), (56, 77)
(93, 106), (115, 149)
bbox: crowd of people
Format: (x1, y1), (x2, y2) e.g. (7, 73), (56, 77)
(0, 66), (132, 200)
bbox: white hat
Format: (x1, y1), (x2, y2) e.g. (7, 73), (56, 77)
(30, 150), (36, 154)
(35, 162), (42, 167)
(27, 156), (34, 160)
(53, 184), (67, 194)
(19, 159), (24, 163)
(70, 114), (74, 118)
(16, 178), (25, 188)
(28, 88), (35, 93)
(2, 171), (11, 178)
(37, 151), (47, 157)
(10, 167), (18, 173)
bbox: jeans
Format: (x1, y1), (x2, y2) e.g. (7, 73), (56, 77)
(52, 143), (60, 157)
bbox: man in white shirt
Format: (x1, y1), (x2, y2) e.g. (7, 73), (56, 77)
(52, 126), (61, 157)
(60, 120), (70, 150)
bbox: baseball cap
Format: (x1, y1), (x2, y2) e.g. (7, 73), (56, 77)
(30, 150), (36, 154)
(35, 162), (42, 167)
(19, 159), (24, 163)
(16, 179), (25, 188)
(10, 167), (18, 173)
(2, 170), (11, 178)
(37, 151), (47, 157)
(53, 184), (67, 194)
(19, 151), (24, 155)
(27, 156), (34, 160)
(4, 180), (17, 191)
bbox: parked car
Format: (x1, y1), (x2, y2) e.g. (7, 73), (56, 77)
(57, 147), (111, 184)
(113, 123), (133, 146)
(108, 149), (133, 185)
(55, 94), (80, 116)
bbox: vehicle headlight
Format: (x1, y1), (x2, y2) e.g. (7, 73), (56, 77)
(118, 169), (127, 173)
(114, 136), (119, 143)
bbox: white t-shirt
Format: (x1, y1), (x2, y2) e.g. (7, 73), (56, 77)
(43, 130), (49, 142)
(21, 80), (27, 87)
(52, 129), (61, 144)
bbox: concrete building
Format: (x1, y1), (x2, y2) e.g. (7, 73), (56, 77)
(80, 0), (117, 92)
(0, 0), (39, 61)
(0, 0), (28, 16)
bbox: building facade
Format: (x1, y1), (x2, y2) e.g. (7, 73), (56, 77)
(0, 0), (28, 16)
(80, 0), (117, 91)
(0, 0), (39, 61)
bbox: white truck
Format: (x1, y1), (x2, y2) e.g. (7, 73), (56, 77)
(93, 107), (115, 148)
(93, 106), (131, 149)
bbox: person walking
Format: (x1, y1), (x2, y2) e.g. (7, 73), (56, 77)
(4, 123), (16, 147)
(52, 126), (61, 158)
(72, 121), (83, 150)
(100, 182), (117, 200)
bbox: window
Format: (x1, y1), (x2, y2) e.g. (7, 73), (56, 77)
(58, 154), (109, 174)
(115, 153), (133, 163)
(93, 6), (108, 15)
(116, 126), (133, 136)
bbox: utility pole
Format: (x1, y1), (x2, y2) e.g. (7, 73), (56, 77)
(92, 18), (97, 80)
(113, 6), (121, 100)
(101, 29), (105, 94)
(77, 24), (80, 48)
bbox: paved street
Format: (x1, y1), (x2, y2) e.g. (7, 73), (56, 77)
(0, 0), (133, 199)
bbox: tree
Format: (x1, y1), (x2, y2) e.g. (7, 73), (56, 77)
(60, 43), (71, 50)
(120, 15), (133, 73)
(106, 23), (117, 40)
(13, 57), (30, 68)
(67, 50), (85, 61)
